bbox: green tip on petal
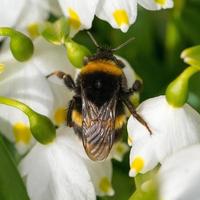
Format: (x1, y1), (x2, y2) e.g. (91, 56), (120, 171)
(166, 66), (200, 107)
(29, 112), (56, 144)
(40, 17), (70, 45)
(65, 39), (91, 68)
(0, 27), (34, 62)
(181, 45), (200, 67)
(0, 96), (56, 144)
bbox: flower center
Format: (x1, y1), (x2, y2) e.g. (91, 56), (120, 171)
(13, 122), (32, 144)
(113, 9), (129, 31)
(67, 8), (81, 29)
(54, 107), (66, 125)
(131, 156), (144, 174)
(155, 0), (166, 6)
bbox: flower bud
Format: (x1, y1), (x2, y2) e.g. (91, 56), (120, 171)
(166, 66), (200, 107)
(0, 96), (56, 144)
(0, 27), (34, 62)
(65, 39), (91, 68)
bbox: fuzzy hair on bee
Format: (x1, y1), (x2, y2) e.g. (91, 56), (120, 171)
(46, 32), (151, 161)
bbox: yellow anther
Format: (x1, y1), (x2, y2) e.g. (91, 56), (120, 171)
(27, 23), (39, 39)
(131, 157), (144, 173)
(99, 177), (113, 195)
(155, 0), (166, 6)
(54, 107), (66, 125)
(0, 64), (5, 74)
(68, 8), (81, 29)
(113, 9), (129, 27)
(13, 122), (32, 144)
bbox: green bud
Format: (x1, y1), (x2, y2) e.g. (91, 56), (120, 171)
(10, 32), (34, 62)
(0, 27), (34, 62)
(29, 112), (56, 144)
(0, 96), (56, 144)
(181, 45), (200, 67)
(40, 17), (70, 45)
(65, 39), (91, 68)
(166, 66), (200, 107)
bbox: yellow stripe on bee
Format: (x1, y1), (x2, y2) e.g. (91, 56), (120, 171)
(115, 114), (126, 129)
(113, 9), (129, 27)
(81, 61), (123, 76)
(72, 110), (83, 127)
(68, 8), (81, 29)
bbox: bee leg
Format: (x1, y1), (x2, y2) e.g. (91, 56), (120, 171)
(67, 98), (75, 127)
(46, 71), (76, 91)
(121, 97), (152, 135)
(127, 80), (143, 95)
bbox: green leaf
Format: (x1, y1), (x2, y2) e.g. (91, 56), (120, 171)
(40, 17), (70, 45)
(181, 45), (200, 67)
(0, 136), (29, 200)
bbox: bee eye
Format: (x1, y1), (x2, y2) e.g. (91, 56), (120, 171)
(95, 80), (102, 89)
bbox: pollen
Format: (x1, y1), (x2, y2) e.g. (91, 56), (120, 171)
(54, 107), (66, 125)
(67, 8), (81, 29)
(113, 9), (129, 30)
(99, 177), (114, 195)
(131, 156), (144, 174)
(115, 114), (126, 129)
(13, 122), (32, 144)
(72, 110), (83, 127)
(155, 0), (167, 6)
(0, 64), (5, 74)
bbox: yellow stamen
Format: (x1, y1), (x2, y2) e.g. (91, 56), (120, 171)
(131, 156), (144, 173)
(54, 107), (66, 125)
(27, 23), (39, 39)
(113, 9), (129, 27)
(155, 0), (166, 6)
(13, 122), (32, 144)
(68, 8), (81, 29)
(99, 177), (112, 194)
(0, 64), (5, 74)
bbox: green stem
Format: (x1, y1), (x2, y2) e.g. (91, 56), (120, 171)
(166, 66), (200, 107)
(0, 96), (56, 144)
(0, 27), (16, 37)
(0, 96), (32, 117)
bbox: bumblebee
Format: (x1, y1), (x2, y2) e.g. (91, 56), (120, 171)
(47, 33), (151, 161)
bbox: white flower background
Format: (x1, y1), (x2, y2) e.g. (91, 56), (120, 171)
(1, 0), (200, 200)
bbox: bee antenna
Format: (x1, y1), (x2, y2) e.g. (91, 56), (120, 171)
(112, 37), (135, 51)
(87, 31), (99, 47)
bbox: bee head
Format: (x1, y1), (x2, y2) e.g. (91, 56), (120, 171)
(85, 32), (134, 68)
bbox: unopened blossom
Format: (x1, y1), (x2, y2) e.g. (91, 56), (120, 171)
(158, 144), (200, 200)
(0, 38), (74, 153)
(127, 95), (200, 177)
(58, 0), (173, 32)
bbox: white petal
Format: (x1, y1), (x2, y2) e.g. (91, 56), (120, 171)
(131, 95), (200, 163)
(158, 144), (200, 200)
(0, 56), (54, 151)
(58, 0), (99, 31)
(19, 131), (96, 200)
(85, 159), (114, 197)
(31, 38), (76, 80)
(110, 141), (129, 162)
(16, 0), (50, 30)
(96, 0), (137, 32)
(138, 0), (174, 10)
(0, 0), (26, 27)
(129, 137), (158, 177)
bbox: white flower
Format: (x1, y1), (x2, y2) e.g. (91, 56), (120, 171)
(158, 144), (200, 200)
(58, 0), (173, 32)
(127, 95), (200, 177)
(19, 126), (115, 199)
(0, 37), (74, 153)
